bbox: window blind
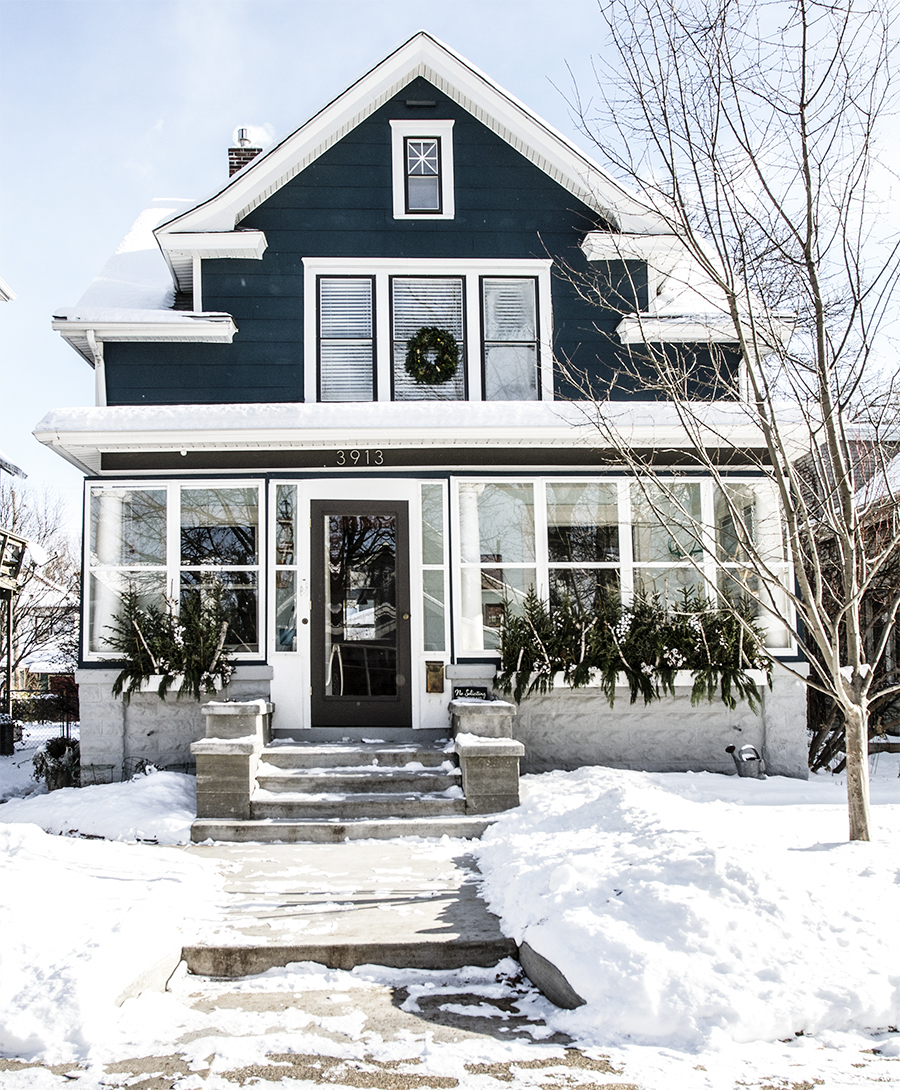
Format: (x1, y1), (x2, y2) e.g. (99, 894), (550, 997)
(319, 277), (375, 402)
(392, 277), (465, 400)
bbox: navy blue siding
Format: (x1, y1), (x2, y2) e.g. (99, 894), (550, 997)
(104, 78), (732, 405)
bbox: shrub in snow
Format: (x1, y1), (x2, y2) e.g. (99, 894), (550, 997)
(32, 737), (80, 791)
(105, 583), (234, 703)
(497, 589), (770, 708)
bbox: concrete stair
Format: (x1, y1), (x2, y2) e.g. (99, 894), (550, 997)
(194, 731), (493, 842)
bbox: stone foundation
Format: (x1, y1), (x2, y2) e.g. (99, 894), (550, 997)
(508, 663), (808, 779)
(73, 666), (274, 772)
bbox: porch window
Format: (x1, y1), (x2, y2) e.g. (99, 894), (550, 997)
(547, 482), (620, 611)
(714, 482), (791, 647)
(180, 487), (259, 653)
(631, 482), (704, 601)
(86, 482), (262, 659)
(453, 477), (794, 655)
(88, 488), (167, 654)
(459, 482), (536, 651)
(421, 482), (447, 651)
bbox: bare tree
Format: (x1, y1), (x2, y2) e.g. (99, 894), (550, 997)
(564, 0), (900, 839)
(0, 481), (80, 688)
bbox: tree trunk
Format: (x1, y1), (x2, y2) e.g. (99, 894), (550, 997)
(845, 702), (872, 841)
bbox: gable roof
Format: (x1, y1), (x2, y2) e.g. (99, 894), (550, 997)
(154, 31), (670, 247)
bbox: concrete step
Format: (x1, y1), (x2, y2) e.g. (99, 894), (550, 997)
(270, 727), (448, 744)
(191, 815), (494, 843)
(262, 742), (452, 770)
(181, 839), (514, 977)
(255, 765), (461, 794)
(250, 791), (466, 820)
(183, 937), (516, 976)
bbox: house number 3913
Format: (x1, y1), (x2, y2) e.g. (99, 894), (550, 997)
(336, 449), (384, 466)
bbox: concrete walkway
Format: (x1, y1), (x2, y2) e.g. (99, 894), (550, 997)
(182, 838), (517, 977)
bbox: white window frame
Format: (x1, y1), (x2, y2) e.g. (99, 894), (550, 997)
(83, 479), (266, 662)
(390, 120), (455, 220)
(449, 475), (797, 660)
(303, 258), (553, 403)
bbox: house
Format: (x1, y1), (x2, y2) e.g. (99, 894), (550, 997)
(36, 33), (808, 834)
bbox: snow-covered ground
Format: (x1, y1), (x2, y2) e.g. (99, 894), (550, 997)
(1, 745), (898, 1088)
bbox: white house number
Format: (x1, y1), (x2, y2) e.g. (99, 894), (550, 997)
(335, 449), (384, 466)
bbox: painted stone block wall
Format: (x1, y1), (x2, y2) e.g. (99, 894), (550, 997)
(509, 663), (808, 779)
(74, 667), (274, 771)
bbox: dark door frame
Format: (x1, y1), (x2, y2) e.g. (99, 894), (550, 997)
(309, 499), (412, 728)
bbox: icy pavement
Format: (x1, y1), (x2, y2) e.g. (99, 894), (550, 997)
(1, 956), (898, 1089)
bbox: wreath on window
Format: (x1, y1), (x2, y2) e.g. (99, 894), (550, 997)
(404, 326), (459, 385)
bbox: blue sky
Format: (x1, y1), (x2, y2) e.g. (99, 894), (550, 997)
(0, 0), (612, 529)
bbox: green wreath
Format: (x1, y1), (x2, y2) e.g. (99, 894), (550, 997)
(404, 326), (460, 385)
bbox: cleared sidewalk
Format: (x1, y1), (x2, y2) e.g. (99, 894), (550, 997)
(182, 838), (517, 977)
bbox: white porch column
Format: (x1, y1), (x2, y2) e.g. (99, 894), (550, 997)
(91, 490), (123, 652)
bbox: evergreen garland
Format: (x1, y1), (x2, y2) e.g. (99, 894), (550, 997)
(105, 584), (234, 704)
(496, 589), (771, 711)
(404, 326), (460, 385)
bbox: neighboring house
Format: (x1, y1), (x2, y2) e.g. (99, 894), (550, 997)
(36, 33), (808, 795)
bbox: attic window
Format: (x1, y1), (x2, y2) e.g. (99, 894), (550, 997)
(405, 139), (441, 213)
(390, 120), (454, 220)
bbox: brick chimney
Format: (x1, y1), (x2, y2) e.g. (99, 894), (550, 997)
(228, 128), (262, 176)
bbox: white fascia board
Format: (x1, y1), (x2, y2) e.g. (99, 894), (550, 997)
(51, 315), (237, 345)
(616, 316), (740, 344)
(616, 314), (792, 349)
(581, 233), (685, 262)
(0, 276), (16, 302)
(33, 400), (775, 471)
(157, 231), (268, 294)
(154, 32), (667, 239)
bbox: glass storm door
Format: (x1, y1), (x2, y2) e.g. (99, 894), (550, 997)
(310, 501), (412, 727)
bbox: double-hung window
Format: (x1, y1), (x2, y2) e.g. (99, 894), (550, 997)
(318, 277), (375, 402)
(305, 259), (552, 403)
(390, 120), (455, 219)
(482, 277), (539, 401)
(391, 277), (465, 400)
(404, 138), (441, 213)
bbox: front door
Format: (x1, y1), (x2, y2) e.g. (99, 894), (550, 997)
(310, 500), (412, 728)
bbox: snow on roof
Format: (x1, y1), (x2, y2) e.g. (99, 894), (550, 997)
(0, 447), (26, 477)
(854, 450), (900, 508)
(33, 399), (772, 436)
(54, 198), (194, 320)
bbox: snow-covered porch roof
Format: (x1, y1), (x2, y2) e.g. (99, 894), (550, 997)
(32, 400), (797, 477)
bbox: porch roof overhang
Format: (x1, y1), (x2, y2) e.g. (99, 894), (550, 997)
(32, 401), (794, 477)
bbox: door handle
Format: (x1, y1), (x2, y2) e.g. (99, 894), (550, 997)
(402, 612), (410, 620)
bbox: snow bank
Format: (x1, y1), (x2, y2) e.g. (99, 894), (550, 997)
(475, 765), (900, 1049)
(0, 823), (219, 1062)
(0, 746), (46, 803)
(0, 770), (196, 844)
